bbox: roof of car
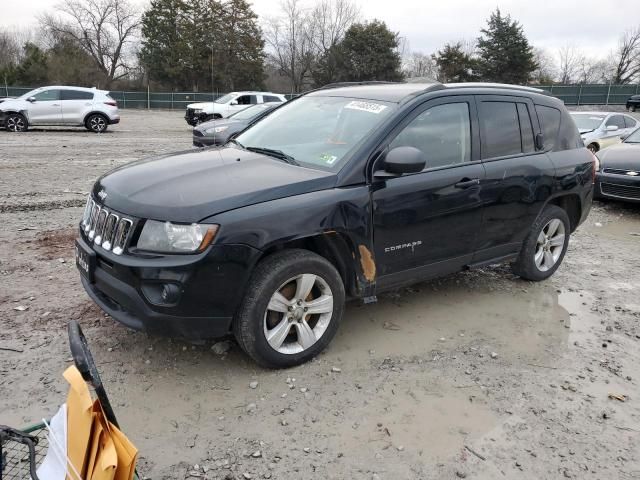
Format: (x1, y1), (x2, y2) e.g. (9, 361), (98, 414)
(307, 81), (549, 103)
(37, 85), (108, 93)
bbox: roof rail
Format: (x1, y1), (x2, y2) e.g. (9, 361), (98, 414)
(444, 82), (547, 94)
(317, 81), (403, 90)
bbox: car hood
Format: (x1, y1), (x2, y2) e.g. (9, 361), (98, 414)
(94, 146), (336, 223)
(0, 99), (26, 111)
(187, 102), (222, 112)
(194, 118), (244, 133)
(597, 143), (640, 170)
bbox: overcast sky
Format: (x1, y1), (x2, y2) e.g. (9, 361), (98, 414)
(2, 0), (636, 58)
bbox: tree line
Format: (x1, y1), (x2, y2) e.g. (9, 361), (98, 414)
(1, 0), (639, 93)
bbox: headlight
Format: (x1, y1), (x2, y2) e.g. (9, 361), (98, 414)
(137, 220), (218, 253)
(205, 126), (229, 134)
(193, 109), (203, 114)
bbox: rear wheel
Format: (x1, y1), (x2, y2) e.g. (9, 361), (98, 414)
(233, 249), (345, 368)
(512, 205), (570, 281)
(629, 105), (637, 113)
(5, 113), (28, 132)
(85, 113), (108, 133)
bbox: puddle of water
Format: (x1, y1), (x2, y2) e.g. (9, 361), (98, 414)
(332, 278), (570, 365)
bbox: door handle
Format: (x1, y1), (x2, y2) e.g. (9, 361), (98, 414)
(454, 178), (480, 189)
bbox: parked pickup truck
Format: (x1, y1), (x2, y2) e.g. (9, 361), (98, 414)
(77, 81), (594, 368)
(184, 91), (286, 125)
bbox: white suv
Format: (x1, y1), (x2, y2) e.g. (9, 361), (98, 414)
(0, 86), (120, 133)
(185, 91), (287, 125)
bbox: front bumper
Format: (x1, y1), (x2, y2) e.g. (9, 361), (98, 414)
(595, 172), (640, 203)
(76, 234), (262, 340)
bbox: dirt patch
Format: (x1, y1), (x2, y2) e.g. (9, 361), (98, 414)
(28, 227), (78, 260)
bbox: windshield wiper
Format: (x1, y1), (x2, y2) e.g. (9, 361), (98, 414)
(246, 147), (299, 166)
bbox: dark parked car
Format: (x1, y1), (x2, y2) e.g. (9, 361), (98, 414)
(595, 127), (640, 203)
(76, 82), (594, 368)
(626, 95), (640, 112)
(192, 103), (279, 147)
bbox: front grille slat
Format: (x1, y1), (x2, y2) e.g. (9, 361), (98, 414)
(601, 182), (640, 200)
(81, 195), (134, 255)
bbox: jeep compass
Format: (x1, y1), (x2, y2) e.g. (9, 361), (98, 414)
(76, 82), (594, 368)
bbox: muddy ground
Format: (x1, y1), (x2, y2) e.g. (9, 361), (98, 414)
(1, 110), (640, 480)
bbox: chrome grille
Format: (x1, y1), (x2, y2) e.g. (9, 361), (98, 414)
(603, 167), (639, 176)
(81, 196), (134, 255)
(601, 182), (640, 200)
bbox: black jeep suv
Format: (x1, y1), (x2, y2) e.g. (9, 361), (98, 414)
(76, 82), (594, 368)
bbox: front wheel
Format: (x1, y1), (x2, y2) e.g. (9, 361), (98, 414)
(512, 205), (570, 281)
(5, 113), (28, 132)
(233, 249), (345, 368)
(86, 113), (108, 133)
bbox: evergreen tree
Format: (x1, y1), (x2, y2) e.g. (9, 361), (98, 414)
(336, 20), (403, 82)
(476, 8), (537, 84)
(14, 43), (49, 85)
(434, 43), (479, 82)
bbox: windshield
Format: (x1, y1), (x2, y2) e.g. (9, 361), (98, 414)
(18, 88), (42, 100)
(214, 93), (236, 104)
(235, 96), (395, 171)
(230, 104), (272, 121)
(571, 113), (604, 131)
(624, 128), (640, 143)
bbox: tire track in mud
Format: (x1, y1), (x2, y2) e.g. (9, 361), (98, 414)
(0, 198), (86, 213)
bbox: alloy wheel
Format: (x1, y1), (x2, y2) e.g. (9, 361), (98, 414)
(263, 273), (334, 355)
(90, 116), (107, 133)
(7, 116), (25, 132)
(534, 218), (566, 272)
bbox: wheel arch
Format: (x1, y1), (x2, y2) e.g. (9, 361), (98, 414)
(83, 111), (108, 126)
(545, 193), (582, 233)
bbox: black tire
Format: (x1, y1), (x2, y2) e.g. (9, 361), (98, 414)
(233, 249), (345, 368)
(85, 113), (109, 133)
(512, 205), (570, 282)
(5, 113), (28, 132)
(629, 106), (637, 113)
(587, 143), (598, 153)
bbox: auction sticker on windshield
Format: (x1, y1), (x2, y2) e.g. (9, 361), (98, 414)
(344, 101), (388, 114)
(319, 153), (338, 165)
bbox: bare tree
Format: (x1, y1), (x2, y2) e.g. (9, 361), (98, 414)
(40, 0), (140, 88)
(403, 51), (438, 80)
(613, 27), (640, 84)
(264, 0), (316, 93)
(557, 45), (583, 84)
(577, 57), (615, 84)
(530, 47), (556, 84)
(309, 0), (359, 53)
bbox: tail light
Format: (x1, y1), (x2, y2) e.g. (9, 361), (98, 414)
(104, 100), (117, 107)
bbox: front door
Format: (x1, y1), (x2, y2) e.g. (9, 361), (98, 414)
(371, 96), (485, 287)
(227, 94), (257, 116)
(28, 89), (62, 124)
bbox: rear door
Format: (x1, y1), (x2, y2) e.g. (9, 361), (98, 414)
(28, 89), (62, 124)
(473, 95), (555, 262)
(372, 95), (485, 286)
(227, 94), (257, 116)
(61, 89), (94, 124)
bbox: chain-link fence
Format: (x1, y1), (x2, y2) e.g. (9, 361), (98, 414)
(3, 84), (640, 109)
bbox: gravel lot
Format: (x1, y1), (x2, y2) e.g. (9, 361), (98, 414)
(1, 109), (640, 480)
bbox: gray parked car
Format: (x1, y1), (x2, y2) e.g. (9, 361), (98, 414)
(570, 111), (638, 153)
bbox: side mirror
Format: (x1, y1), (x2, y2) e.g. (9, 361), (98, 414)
(27, 96), (36, 103)
(377, 146), (426, 176)
(606, 125), (619, 132)
(230, 101), (238, 106)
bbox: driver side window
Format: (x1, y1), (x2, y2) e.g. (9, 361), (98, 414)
(390, 102), (471, 170)
(33, 90), (60, 101)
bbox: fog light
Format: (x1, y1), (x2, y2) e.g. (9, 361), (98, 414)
(161, 283), (181, 304)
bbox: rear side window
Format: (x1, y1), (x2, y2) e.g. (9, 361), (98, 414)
(516, 103), (535, 153)
(557, 109), (583, 150)
(479, 101), (522, 158)
(535, 105), (561, 151)
(61, 90), (94, 100)
(264, 95), (283, 103)
(236, 95), (257, 105)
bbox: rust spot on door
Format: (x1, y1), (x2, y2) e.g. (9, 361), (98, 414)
(358, 245), (376, 281)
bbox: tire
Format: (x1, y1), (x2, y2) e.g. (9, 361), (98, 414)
(85, 113), (109, 133)
(5, 113), (28, 132)
(629, 105), (637, 113)
(512, 205), (570, 282)
(233, 249), (345, 368)
(587, 143), (598, 154)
